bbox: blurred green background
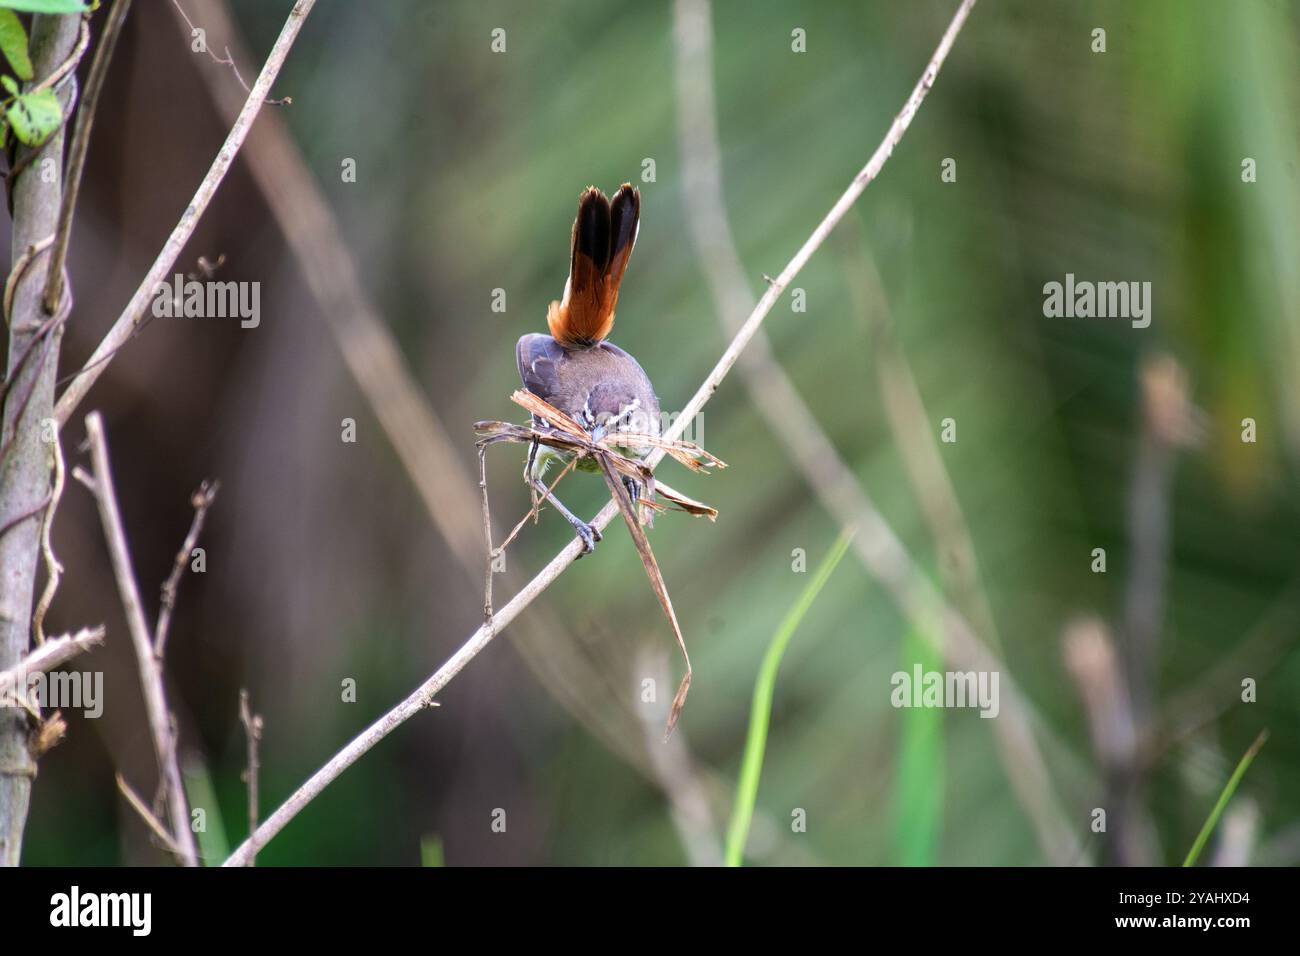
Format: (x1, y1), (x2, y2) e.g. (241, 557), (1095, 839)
(15, 0), (1300, 865)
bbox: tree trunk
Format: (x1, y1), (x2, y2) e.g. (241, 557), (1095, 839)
(0, 13), (81, 867)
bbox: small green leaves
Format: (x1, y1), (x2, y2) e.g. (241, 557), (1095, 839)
(6, 86), (61, 146)
(0, 9), (32, 81)
(0, 1), (92, 14)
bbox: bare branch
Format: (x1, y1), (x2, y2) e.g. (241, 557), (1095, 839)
(115, 773), (184, 863)
(54, 0), (318, 424)
(238, 690), (262, 867)
(81, 412), (198, 867)
(154, 479), (218, 659)
(171, 0), (292, 106)
(171, 0), (484, 565)
(221, 0), (980, 867)
(42, 0), (134, 315)
(0, 626), (104, 695)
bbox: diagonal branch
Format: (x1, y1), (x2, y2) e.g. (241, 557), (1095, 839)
(53, 0), (317, 425)
(0, 626), (103, 696)
(222, 0), (981, 867)
(78, 412), (198, 867)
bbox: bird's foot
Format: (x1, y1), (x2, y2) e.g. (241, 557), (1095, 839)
(572, 520), (602, 557)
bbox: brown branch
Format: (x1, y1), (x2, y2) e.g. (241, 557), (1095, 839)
(115, 772), (184, 863)
(0, 626), (104, 698)
(78, 412), (198, 866)
(221, 0), (980, 868)
(54, 0), (318, 424)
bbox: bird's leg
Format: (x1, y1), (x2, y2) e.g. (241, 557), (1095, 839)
(622, 475), (641, 510)
(531, 477), (602, 556)
(525, 436), (541, 516)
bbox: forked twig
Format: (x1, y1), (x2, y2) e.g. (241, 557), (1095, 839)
(155, 479), (219, 659)
(79, 413), (199, 867)
(115, 772), (184, 863)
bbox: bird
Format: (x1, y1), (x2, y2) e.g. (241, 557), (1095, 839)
(516, 183), (660, 555)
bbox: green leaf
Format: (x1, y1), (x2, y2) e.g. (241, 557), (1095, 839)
(0, 1), (91, 14)
(5, 85), (61, 146)
(0, 9), (32, 81)
(1, 73), (18, 96)
(724, 529), (854, 867)
(1183, 729), (1268, 867)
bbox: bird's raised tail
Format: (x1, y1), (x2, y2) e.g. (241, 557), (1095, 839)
(547, 184), (640, 348)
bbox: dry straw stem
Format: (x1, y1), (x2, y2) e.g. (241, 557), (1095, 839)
(78, 412), (199, 867)
(54, 0), (317, 425)
(223, 0), (981, 867)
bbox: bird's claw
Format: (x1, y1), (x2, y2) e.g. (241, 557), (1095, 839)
(574, 521), (602, 557)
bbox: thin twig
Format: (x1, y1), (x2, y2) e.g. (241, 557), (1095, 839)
(238, 689), (262, 867)
(173, 0), (484, 565)
(115, 772), (184, 862)
(42, 0), (133, 315)
(28, 18), (89, 97)
(478, 446), (494, 621)
(1063, 617), (1154, 865)
(54, 0), (318, 424)
(154, 479), (218, 659)
(221, 0), (980, 867)
(81, 412), (198, 866)
(171, 0), (292, 105)
(31, 424), (65, 644)
(0, 626), (103, 698)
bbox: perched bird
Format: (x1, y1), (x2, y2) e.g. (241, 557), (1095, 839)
(516, 184), (660, 554)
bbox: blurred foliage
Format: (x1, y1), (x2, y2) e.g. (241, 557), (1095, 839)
(17, 0), (1300, 866)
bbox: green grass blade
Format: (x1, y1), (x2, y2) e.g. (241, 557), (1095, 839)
(181, 756), (229, 866)
(892, 623), (945, 865)
(724, 529), (855, 867)
(420, 834), (445, 867)
(1182, 729), (1268, 867)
